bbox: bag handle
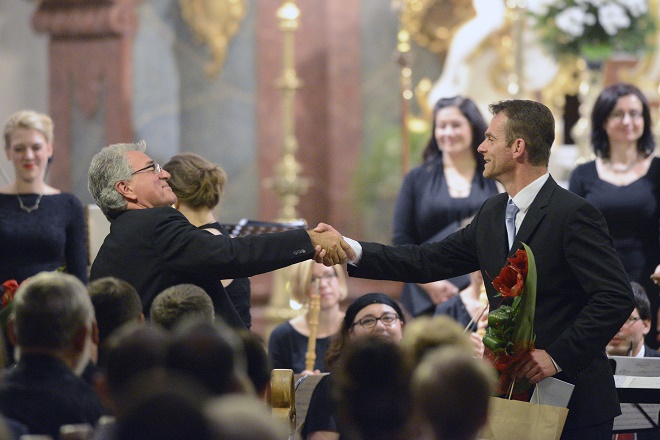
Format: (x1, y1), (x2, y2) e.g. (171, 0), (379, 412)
(506, 379), (540, 404)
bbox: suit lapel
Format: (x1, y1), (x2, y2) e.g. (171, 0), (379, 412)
(509, 176), (557, 256)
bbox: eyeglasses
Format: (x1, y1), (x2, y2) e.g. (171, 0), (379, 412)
(624, 316), (642, 325)
(310, 272), (337, 283)
(131, 162), (162, 176)
(609, 110), (643, 121)
(352, 312), (399, 329)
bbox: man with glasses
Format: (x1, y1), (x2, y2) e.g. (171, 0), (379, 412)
(88, 141), (353, 328)
(607, 282), (660, 358)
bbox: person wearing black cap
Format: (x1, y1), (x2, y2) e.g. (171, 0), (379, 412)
(301, 293), (406, 440)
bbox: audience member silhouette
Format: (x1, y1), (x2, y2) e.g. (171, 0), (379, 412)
(0, 272), (105, 438)
(89, 277), (144, 368)
(150, 284), (215, 330)
(332, 337), (414, 440)
(412, 346), (495, 440)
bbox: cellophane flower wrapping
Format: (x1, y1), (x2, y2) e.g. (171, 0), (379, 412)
(483, 243), (537, 396)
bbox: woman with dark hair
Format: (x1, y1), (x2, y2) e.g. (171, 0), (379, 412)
(301, 293), (406, 440)
(569, 82), (660, 348)
(393, 96), (499, 317)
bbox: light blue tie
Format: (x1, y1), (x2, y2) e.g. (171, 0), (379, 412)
(505, 199), (519, 250)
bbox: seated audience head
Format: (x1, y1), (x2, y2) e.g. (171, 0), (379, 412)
(325, 292), (405, 370)
(163, 152), (227, 210)
(9, 271), (97, 375)
(412, 346), (495, 440)
(166, 317), (249, 396)
(591, 82), (655, 159)
(150, 284), (214, 330)
(99, 322), (169, 415)
(332, 337), (413, 440)
(205, 395), (289, 440)
(288, 260), (347, 309)
(88, 140), (176, 221)
(401, 315), (474, 366)
(89, 277), (144, 363)
(236, 330), (271, 399)
(116, 380), (213, 440)
(606, 281), (653, 357)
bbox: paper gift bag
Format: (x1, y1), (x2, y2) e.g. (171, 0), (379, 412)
(479, 395), (569, 440)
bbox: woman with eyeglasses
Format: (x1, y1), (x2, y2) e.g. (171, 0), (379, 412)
(163, 152), (252, 329)
(569, 82), (660, 349)
(0, 110), (87, 285)
(268, 260), (347, 375)
(301, 292), (406, 440)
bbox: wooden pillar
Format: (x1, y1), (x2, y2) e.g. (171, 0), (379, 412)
(31, 0), (138, 191)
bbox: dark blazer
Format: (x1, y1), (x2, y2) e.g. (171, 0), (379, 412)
(644, 344), (660, 357)
(90, 207), (314, 328)
(349, 176), (634, 430)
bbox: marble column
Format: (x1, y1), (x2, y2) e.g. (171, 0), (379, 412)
(32, 0), (138, 191)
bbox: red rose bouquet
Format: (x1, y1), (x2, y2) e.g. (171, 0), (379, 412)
(0, 279), (20, 329)
(483, 243), (537, 395)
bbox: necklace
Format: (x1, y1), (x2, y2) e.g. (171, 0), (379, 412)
(17, 193), (43, 213)
(606, 158), (637, 174)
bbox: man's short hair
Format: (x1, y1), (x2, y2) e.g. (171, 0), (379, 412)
(150, 284), (214, 330)
(89, 277), (143, 342)
(166, 318), (246, 396)
(12, 272), (94, 350)
(489, 100), (554, 167)
(412, 346), (495, 440)
(631, 281), (651, 321)
(88, 141), (146, 220)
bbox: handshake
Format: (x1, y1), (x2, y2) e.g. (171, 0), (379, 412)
(307, 223), (356, 266)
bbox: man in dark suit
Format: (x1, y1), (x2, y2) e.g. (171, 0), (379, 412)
(0, 272), (106, 438)
(607, 281), (660, 358)
(328, 100), (634, 439)
(88, 141), (352, 328)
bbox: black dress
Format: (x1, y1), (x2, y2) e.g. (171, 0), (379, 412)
(0, 193), (88, 284)
(268, 321), (331, 373)
(199, 222), (252, 329)
(392, 157), (498, 316)
(569, 157), (660, 348)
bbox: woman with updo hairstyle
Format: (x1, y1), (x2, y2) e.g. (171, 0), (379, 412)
(163, 152), (252, 329)
(569, 83), (660, 348)
(0, 110), (87, 284)
(268, 260), (347, 375)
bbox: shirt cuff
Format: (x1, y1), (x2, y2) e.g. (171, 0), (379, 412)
(343, 236), (362, 265)
(550, 356), (562, 373)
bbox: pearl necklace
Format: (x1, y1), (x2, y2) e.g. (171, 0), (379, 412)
(17, 193), (43, 213)
(606, 158), (637, 174)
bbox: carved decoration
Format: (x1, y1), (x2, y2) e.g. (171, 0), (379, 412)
(399, 0), (475, 61)
(179, 0), (247, 76)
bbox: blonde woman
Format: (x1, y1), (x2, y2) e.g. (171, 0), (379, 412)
(0, 110), (87, 284)
(268, 260), (347, 374)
